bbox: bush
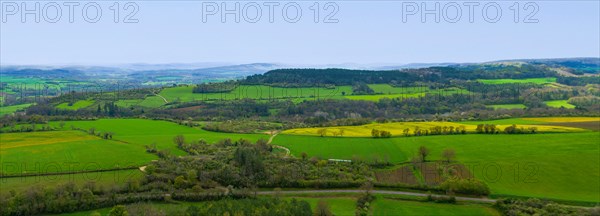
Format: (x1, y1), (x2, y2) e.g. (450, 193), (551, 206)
(440, 177), (490, 196)
(494, 198), (590, 216)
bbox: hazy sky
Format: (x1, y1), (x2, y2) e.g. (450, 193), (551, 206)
(1, 1), (599, 65)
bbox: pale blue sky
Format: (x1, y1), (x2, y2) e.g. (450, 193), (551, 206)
(1, 1), (599, 65)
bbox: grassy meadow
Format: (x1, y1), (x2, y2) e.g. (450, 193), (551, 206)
(122, 84), (471, 106)
(0, 103), (33, 116)
(49, 119), (269, 155)
(0, 169), (143, 195)
(345, 85), (469, 101)
(271, 132), (600, 202)
(371, 198), (500, 216)
(285, 197), (357, 216)
(544, 100), (576, 109)
(147, 85), (352, 105)
(58, 195), (499, 216)
(520, 117), (600, 122)
(486, 104), (527, 110)
(1, 119), (268, 176)
(0, 131), (156, 175)
(457, 117), (599, 125)
(56, 100), (95, 110)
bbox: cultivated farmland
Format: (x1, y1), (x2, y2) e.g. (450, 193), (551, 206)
(0, 131), (155, 175)
(271, 132), (600, 202)
(49, 119), (269, 154)
(282, 121), (587, 137)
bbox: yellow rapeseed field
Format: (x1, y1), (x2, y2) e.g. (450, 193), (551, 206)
(282, 122), (587, 137)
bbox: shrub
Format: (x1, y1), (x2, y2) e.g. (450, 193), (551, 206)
(440, 177), (490, 196)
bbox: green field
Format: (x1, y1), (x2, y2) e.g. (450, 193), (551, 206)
(545, 100), (576, 109)
(368, 84), (429, 94)
(49, 119), (269, 155)
(0, 103), (33, 116)
(0, 169), (143, 195)
(149, 85), (352, 105)
(114, 98), (166, 108)
(371, 198), (499, 216)
(285, 197), (357, 216)
(345, 85), (469, 101)
(58, 195), (499, 216)
(121, 84), (473, 105)
(1, 119), (268, 175)
(114, 99), (144, 107)
(477, 77), (557, 84)
(272, 132), (600, 202)
(0, 131), (156, 175)
(486, 104), (527, 110)
(0, 76), (90, 91)
(459, 118), (546, 125)
(56, 100), (95, 110)
(344, 93), (425, 101)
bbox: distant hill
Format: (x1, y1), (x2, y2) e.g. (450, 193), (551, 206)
(489, 57), (600, 75)
(191, 63), (282, 77)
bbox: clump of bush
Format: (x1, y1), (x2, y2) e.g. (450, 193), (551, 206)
(494, 198), (596, 216)
(371, 129), (392, 138)
(440, 177), (490, 196)
(426, 194), (456, 204)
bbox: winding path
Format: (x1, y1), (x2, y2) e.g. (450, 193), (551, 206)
(267, 131), (291, 156)
(150, 90), (168, 103)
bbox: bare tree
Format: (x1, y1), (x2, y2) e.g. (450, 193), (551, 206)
(314, 200), (333, 216)
(442, 148), (455, 163)
(88, 127), (96, 135)
(173, 135), (185, 147)
(360, 181), (374, 196)
(418, 146), (430, 162)
(317, 128), (328, 137)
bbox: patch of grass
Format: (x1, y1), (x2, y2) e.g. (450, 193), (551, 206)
(138, 96), (167, 107)
(459, 118), (546, 125)
(0, 131), (156, 175)
(0, 103), (33, 116)
(59, 195), (500, 216)
(368, 84), (428, 94)
(0, 169), (143, 195)
(345, 85), (469, 101)
(272, 132), (600, 202)
(56, 100), (95, 110)
(371, 198), (500, 216)
(344, 93), (424, 101)
(486, 104), (527, 110)
(521, 117), (600, 123)
(158, 85), (352, 103)
(544, 100), (576, 109)
(284, 197), (357, 216)
(50, 119), (269, 155)
(114, 99), (144, 107)
(477, 77), (557, 85)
